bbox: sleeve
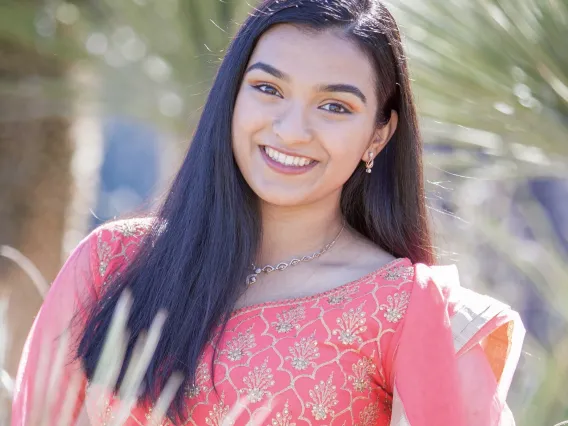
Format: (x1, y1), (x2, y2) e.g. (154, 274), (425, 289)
(388, 263), (525, 426)
(11, 229), (101, 426)
(436, 265), (525, 426)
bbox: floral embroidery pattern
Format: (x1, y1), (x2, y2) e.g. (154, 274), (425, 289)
(381, 265), (414, 281)
(87, 226), (415, 426)
(144, 407), (170, 426)
(95, 218), (152, 287)
(113, 219), (153, 237)
(285, 331), (320, 371)
(185, 358), (212, 398)
(221, 325), (256, 361)
(355, 401), (381, 426)
(238, 357), (275, 403)
(327, 284), (360, 305)
(268, 400), (296, 426)
(205, 391), (234, 426)
(348, 357), (377, 392)
(306, 373), (339, 420)
(332, 303), (368, 345)
(97, 235), (113, 277)
(379, 291), (410, 323)
(271, 305), (306, 333)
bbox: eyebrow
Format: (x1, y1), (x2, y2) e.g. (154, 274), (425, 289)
(245, 61), (367, 104)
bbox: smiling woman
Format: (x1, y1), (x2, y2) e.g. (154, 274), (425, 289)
(12, 1), (524, 425)
(232, 24), (395, 206)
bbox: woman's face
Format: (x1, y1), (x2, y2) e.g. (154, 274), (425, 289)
(232, 24), (393, 207)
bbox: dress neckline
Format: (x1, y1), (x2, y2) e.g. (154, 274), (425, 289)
(227, 257), (411, 320)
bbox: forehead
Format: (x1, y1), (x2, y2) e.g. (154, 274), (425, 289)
(249, 24), (376, 91)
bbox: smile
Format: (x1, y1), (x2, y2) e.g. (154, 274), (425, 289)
(263, 146), (314, 167)
(260, 145), (318, 175)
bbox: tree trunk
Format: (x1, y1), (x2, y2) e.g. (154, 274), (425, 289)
(0, 38), (73, 380)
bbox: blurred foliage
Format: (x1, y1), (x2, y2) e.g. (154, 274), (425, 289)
(391, 0), (568, 424)
(391, 0), (568, 157)
(1, 0), (252, 133)
(1, 0), (567, 424)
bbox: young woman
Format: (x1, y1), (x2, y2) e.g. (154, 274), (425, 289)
(12, 0), (525, 425)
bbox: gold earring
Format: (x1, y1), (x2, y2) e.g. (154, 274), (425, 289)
(365, 152), (374, 174)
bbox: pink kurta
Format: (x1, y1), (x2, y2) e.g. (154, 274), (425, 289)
(12, 219), (525, 425)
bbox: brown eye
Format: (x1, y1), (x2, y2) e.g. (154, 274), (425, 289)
(252, 84), (282, 98)
(320, 103), (351, 114)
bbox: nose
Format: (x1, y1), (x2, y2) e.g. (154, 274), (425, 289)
(272, 102), (313, 144)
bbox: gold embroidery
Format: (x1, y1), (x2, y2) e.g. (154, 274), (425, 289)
(327, 285), (359, 305)
(100, 398), (115, 426)
(205, 391), (234, 426)
(144, 406), (169, 426)
(381, 266), (414, 281)
(221, 325), (256, 361)
(355, 401), (380, 426)
(97, 236), (113, 277)
(332, 303), (368, 345)
(285, 330), (319, 371)
(348, 357), (377, 392)
(90, 257), (413, 424)
(268, 399), (296, 426)
(95, 218), (152, 287)
(238, 357), (275, 403)
(114, 219), (152, 237)
(379, 291), (410, 323)
(185, 359), (212, 398)
(271, 305), (306, 333)
(306, 372), (339, 420)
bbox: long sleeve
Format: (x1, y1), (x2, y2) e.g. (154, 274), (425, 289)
(388, 263), (525, 426)
(11, 230), (100, 426)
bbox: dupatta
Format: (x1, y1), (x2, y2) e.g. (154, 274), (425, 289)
(389, 264), (525, 426)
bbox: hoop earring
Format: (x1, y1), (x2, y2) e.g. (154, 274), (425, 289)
(365, 152), (374, 174)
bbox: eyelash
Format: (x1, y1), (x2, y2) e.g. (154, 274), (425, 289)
(251, 83), (352, 115)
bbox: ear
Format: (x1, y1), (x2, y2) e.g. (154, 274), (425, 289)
(361, 110), (399, 162)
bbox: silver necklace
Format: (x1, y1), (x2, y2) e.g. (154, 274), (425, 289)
(246, 221), (346, 287)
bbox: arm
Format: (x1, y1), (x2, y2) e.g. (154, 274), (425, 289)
(11, 231), (99, 426)
(388, 264), (525, 426)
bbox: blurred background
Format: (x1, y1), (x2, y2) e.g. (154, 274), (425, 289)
(0, 0), (566, 424)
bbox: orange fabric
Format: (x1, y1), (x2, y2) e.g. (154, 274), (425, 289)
(12, 219), (524, 426)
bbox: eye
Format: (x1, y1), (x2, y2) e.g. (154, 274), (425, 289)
(320, 103), (351, 114)
(252, 83), (283, 98)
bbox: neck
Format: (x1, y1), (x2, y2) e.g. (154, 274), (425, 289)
(257, 195), (344, 267)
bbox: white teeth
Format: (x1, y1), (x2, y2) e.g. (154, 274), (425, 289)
(263, 146), (313, 167)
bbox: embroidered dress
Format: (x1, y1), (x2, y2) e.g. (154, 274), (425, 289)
(12, 219), (525, 425)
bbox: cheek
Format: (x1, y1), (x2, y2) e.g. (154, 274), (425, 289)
(320, 121), (370, 167)
(232, 93), (267, 147)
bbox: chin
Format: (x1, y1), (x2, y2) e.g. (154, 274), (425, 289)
(256, 189), (313, 207)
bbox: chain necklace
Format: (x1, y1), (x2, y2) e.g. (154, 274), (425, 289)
(245, 221), (346, 287)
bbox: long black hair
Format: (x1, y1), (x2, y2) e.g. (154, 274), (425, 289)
(77, 0), (433, 422)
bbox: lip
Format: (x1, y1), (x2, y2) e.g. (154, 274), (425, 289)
(259, 146), (319, 175)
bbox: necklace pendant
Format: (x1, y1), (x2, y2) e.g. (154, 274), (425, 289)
(246, 273), (258, 287)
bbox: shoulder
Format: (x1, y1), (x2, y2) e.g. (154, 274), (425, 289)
(87, 217), (156, 288)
